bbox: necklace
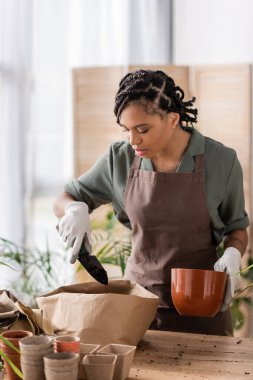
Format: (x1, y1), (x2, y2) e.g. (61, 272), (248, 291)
(155, 158), (182, 173)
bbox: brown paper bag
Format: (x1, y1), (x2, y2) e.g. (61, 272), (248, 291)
(36, 280), (159, 346)
(0, 290), (43, 334)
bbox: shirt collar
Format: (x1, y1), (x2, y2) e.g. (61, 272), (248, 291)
(178, 128), (205, 172)
(187, 128), (205, 156)
(141, 128), (205, 172)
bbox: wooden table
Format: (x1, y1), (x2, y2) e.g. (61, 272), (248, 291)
(129, 330), (253, 380)
(3, 330), (253, 380)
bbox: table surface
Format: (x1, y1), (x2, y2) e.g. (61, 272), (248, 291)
(129, 330), (253, 380)
(2, 330), (253, 380)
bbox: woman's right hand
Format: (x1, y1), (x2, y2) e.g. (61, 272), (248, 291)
(56, 201), (92, 264)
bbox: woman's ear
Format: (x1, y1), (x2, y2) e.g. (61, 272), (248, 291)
(168, 112), (180, 129)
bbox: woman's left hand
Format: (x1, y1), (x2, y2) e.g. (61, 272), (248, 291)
(214, 247), (241, 312)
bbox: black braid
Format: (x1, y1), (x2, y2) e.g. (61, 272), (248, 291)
(114, 69), (198, 127)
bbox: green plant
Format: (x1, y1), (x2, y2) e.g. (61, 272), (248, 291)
(231, 259), (253, 330)
(0, 237), (70, 306)
(216, 242), (253, 331)
(0, 335), (23, 379)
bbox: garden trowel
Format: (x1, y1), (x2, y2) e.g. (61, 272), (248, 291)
(77, 240), (108, 285)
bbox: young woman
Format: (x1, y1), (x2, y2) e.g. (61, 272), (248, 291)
(54, 69), (249, 336)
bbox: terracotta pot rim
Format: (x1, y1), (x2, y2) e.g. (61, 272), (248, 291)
(54, 336), (80, 343)
(1, 330), (33, 339)
(54, 342), (80, 346)
(1, 330), (33, 355)
(171, 268), (227, 276)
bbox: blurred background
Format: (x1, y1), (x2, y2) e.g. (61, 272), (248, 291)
(0, 0), (252, 336)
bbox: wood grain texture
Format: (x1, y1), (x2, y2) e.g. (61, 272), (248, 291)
(72, 67), (124, 177)
(191, 64), (252, 268)
(3, 329), (251, 379)
(129, 329), (253, 379)
(191, 64), (252, 224)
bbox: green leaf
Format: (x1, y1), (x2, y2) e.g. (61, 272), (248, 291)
(235, 283), (253, 295)
(0, 261), (19, 271)
(240, 264), (253, 275)
(231, 300), (245, 330)
(216, 242), (224, 258)
(95, 242), (114, 258)
(0, 350), (23, 379)
(0, 336), (20, 354)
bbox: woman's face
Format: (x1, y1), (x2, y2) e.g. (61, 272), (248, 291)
(119, 103), (179, 159)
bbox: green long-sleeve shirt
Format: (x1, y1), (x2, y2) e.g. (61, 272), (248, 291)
(64, 129), (249, 245)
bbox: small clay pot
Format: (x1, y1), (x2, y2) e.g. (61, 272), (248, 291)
(171, 268), (228, 317)
(82, 354), (117, 380)
(20, 335), (53, 353)
(0, 330), (33, 380)
(98, 344), (136, 380)
(20, 335), (54, 380)
(1, 330), (33, 354)
(54, 335), (80, 353)
(20, 359), (46, 380)
(78, 343), (100, 379)
(1, 353), (21, 380)
(44, 352), (79, 380)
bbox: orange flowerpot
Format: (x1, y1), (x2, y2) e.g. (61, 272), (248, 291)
(54, 336), (80, 353)
(0, 330), (33, 380)
(171, 268), (227, 317)
(1, 353), (21, 380)
(1, 330), (33, 354)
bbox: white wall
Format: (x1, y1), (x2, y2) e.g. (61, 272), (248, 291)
(31, 0), (72, 194)
(173, 0), (253, 64)
(31, 0), (172, 195)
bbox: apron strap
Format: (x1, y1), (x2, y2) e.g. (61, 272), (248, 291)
(131, 154), (205, 173)
(194, 155), (205, 173)
(131, 155), (142, 170)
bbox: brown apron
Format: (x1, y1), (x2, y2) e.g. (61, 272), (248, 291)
(124, 154), (233, 336)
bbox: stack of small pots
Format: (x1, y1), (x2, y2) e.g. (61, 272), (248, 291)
(1, 332), (136, 380)
(43, 336), (80, 380)
(19, 335), (54, 380)
(43, 352), (79, 380)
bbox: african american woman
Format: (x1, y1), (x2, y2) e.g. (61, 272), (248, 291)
(53, 69), (249, 336)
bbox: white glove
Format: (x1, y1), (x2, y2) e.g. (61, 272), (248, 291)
(57, 201), (91, 264)
(214, 247), (241, 312)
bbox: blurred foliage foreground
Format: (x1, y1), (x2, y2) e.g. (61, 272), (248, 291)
(0, 209), (131, 306)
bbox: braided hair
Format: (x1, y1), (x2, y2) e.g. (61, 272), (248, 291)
(114, 69), (197, 128)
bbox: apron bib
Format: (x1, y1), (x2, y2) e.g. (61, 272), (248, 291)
(124, 154), (233, 336)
